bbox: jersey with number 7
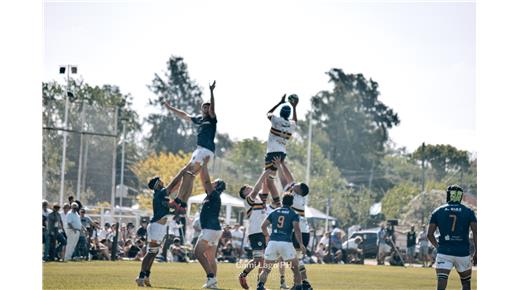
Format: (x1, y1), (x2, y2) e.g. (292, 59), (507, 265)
(429, 203), (477, 257)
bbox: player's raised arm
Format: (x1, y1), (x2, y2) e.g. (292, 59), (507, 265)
(289, 94), (299, 123)
(427, 223), (438, 248)
(163, 101), (192, 122)
(209, 80), (216, 118)
(165, 165), (189, 195)
(277, 157), (295, 187)
(267, 94), (286, 120)
(273, 156), (290, 188)
(250, 170), (270, 200)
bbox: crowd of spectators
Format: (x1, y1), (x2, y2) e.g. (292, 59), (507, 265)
(44, 199), (452, 268)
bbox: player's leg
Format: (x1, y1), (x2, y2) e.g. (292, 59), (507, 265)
(278, 258), (289, 289)
(454, 255), (473, 290)
(264, 153), (281, 206)
(292, 232), (312, 289)
(199, 156), (213, 194)
(205, 244), (218, 277)
(195, 238), (214, 276)
(434, 253), (454, 290)
(136, 240), (160, 287)
(239, 249), (264, 289)
(257, 260), (275, 290)
(288, 257), (303, 290)
(457, 269), (472, 290)
(136, 222), (165, 287)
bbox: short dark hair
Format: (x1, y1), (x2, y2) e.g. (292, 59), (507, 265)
(239, 185), (248, 199)
(299, 183), (309, 196)
(282, 193), (294, 207)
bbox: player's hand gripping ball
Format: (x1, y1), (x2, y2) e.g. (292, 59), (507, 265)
(288, 94), (299, 106)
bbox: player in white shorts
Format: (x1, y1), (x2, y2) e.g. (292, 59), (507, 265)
(164, 80), (218, 216)
(273, 157), (312, 290)
(427, 185), (477, 290)
(135, 170), (185, 287)
(257, 194), (304, 290)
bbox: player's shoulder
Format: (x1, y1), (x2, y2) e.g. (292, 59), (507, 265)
(432, 204), (450, 215)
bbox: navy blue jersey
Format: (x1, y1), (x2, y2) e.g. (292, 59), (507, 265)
(429, 203), (477, 257)
(191, 115), (217, 153)
(150, 188), (170, 223)
(200, 190), (222, 230)
(267, 207), (299, 242)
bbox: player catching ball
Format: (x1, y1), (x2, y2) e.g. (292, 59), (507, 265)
(264, 94), (298, 207)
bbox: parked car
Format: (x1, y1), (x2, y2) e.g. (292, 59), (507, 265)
(350, 229), (379, 258)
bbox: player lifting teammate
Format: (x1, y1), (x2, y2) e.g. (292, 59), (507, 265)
(135, 169), (186, 287)
(273, 157), (312, 290)
(264, 94), (298, 207)
(237, 171), (277, 289)
(257, 194), (304, 290)
(164, 80), (218, 215)
(427, 185), (477, 290)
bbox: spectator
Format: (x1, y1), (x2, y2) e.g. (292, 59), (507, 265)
(418, 225), (430, 267)
(389, 247), (405, 266)
(406, 225), (417, 264)
(377, 223), (387, 265)
(170, 237), (188, 262)
(342, 236), (364, 264)
(46, 203), (66, 261)
(42, 200), (52, 261)
(220, 224), (232, 247)
(136, 219), (148, 240)
(98, 223), (112, 242)
(230, 224), (244, 258)
(68, 195), (83, 211)
(218, 241), (236, 263)
(319, 232), (330, 248)
(330, 225), (343, 262)
(74, 208), (94, 260)
(315, 243), (326, 264)
(123, 239), (142, 260)
(64, 202), (82, 261)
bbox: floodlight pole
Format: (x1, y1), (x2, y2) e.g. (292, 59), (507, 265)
(305, 104), (313, 185)
(119, 119), (127, 209)
(76, 100), (86, 200)
(58, 65), (76, 206)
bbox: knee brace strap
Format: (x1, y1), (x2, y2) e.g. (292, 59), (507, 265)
(437, 273), (449, 280)
(147, 245), (160, 254)
(460, 275), (471, 282)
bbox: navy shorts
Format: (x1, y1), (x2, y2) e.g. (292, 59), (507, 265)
(249, 233), (266, 251)
(264, 152), (286, 171)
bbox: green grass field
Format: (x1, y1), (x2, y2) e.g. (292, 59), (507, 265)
(43, 261), (476, 290)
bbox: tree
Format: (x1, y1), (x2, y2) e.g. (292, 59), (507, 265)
(310, 69), (400, 188)
(130, 152), (205, 210)
(42, 80), (141, 204)
(145, 55), (232, 154)
(412, 144), (470, 181)
(381, 182), (418, 220)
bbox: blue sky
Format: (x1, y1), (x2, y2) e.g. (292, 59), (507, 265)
(44, 0), (476, 153)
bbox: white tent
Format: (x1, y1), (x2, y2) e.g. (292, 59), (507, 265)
(305, 205), (337, 220)
(187, 192), (244, 224)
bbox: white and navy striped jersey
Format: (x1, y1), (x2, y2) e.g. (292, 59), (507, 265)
(267, 116), (296, 153)
(284, 183), (310, 233)
(244, 195), (267, 235)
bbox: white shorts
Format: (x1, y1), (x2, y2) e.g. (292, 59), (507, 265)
(264, 241), (297, 261)
(199, 229), (222, 247)
(147, 222), (167, 243)
(435, 253), (472, 272)
(190, 146), (214, 165)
